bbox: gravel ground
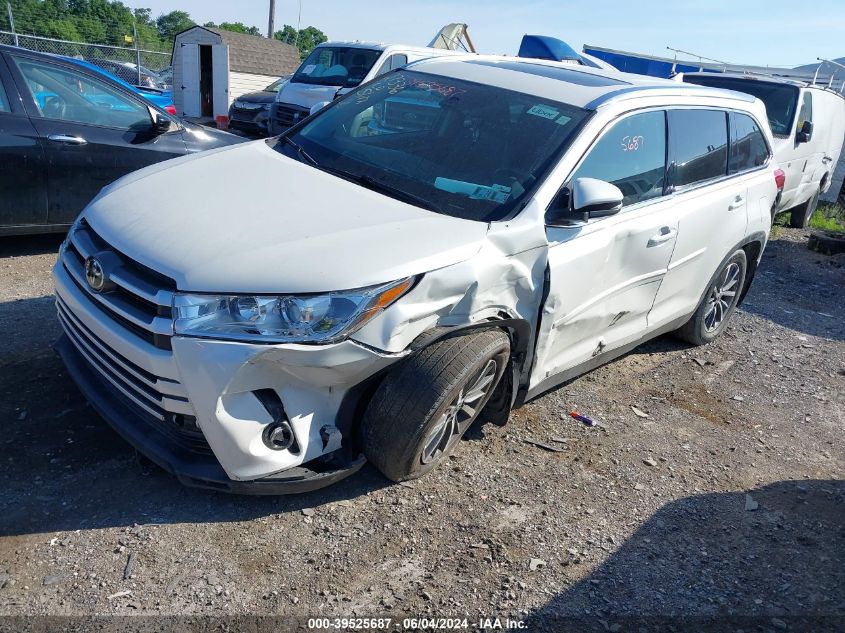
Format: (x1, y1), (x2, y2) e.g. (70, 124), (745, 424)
(0, 228), (843, 631)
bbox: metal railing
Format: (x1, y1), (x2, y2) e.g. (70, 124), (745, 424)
(0, 30), (171, 73)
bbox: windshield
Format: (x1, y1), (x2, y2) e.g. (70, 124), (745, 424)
(265, 76), (290, 92)
(292, 47), (382, 88)
(683, 75), (800, 137)
(273, 70), (589, 222)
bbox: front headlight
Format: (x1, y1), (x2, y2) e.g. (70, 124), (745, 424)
(173, 277), (414, 344)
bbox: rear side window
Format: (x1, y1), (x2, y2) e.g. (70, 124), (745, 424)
(571, 110), (667, 207)
(668, 109), (728, 189)
(729, 112), (768, 174)
(681, 76), (799, 137)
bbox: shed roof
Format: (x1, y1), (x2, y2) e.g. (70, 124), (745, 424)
(178, 26), (300, 77)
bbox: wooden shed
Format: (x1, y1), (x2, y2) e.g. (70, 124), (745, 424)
(171, 26), (300, 120)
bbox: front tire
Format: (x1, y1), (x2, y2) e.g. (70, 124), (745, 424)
(361, 330), (510, 482)
(676, 249), (747, 346)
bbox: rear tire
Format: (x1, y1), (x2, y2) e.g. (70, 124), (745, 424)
(789, 189), (820, 228)
(676, 249), (747, 346)
(361, 330), (510, 482)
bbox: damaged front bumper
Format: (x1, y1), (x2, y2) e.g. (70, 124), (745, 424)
(55, 335), (368, 494)
(53, 258), (406, 494)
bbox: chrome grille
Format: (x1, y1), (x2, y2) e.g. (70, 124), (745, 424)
(57, 296), (211, 455)
(61, 220), (174, 350)
(274, 102), (310, 128)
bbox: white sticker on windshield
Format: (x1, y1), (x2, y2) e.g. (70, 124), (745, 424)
(302, 64), (316, 74)
(470, 183), (511, 203)
(434, 178), (512, 203)
(555, 114), (573, 126)
(527, 104), (560, 120)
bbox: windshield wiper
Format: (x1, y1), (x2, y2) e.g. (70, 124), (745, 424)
(350, 174), (443, 214)
(281, 135), (318, 167)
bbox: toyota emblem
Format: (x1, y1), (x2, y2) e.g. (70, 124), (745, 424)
(84, 256), (106, 292)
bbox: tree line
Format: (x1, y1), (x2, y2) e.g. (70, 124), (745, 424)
(5, 0), (327, 57)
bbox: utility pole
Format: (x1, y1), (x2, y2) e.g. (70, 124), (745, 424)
(6, 2), (18, 47)
(267, 0), (275, 38)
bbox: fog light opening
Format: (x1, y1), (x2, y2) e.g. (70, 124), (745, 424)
(254, 389), (301, 454)
(263, 420), (295, 451)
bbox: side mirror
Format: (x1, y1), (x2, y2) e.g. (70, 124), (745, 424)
(309, 101), (330, 116)
(151, 112), (172, 135)
(573, 177), (624, 218)
(796, 120), (813, 143)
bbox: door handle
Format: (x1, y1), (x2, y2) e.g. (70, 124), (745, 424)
(647, 227), (677, 246)
(47, 134), (87, 145)
(728, 195), (745, 211)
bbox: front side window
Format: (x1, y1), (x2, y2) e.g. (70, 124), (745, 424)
(13, 56), (152, 129)
(275, 70), (589, 222)
(292, 47), (382, 88)
(570, 110), (667, 207)
(797, 92), (812, 131)
(668, 109), (728, 189)
(729, 112), (769, 174)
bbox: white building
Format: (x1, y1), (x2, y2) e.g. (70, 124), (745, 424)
(171, 26), (300, 120)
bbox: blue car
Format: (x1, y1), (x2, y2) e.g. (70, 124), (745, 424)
(60, 56), (176, 114)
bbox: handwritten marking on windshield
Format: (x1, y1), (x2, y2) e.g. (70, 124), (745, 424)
(355, 75), (466, 104)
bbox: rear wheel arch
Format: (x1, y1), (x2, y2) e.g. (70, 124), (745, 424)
(738, 236), (765, 305)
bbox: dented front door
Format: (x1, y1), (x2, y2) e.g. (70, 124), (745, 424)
(531, 199), (679, 389)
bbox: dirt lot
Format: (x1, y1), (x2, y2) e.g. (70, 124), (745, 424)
(0, 228), (843, 631)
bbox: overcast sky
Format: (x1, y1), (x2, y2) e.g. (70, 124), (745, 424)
(132, 0), (844, 68)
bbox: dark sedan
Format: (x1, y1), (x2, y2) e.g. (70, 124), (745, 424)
(0, 45), (245, 237)
(228, 76), (289, 137)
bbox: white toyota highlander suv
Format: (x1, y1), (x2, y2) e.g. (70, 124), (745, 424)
(54, 56), (782, 493)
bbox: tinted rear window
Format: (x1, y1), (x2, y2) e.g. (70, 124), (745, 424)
(668, 109), (728, 189)
(683, 75), (799, 136)
(729, 112), (769, 174)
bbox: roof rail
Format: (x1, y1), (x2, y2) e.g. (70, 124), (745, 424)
(584, 83), (756, 110)
(816, 58), (845, 93)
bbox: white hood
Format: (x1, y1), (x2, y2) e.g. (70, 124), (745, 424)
(276, 81), (342, 108)
(84, 141), (489, 294)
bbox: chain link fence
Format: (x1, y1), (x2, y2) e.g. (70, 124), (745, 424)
(0, 31), (170, 70)
(0, 2), (172, 87)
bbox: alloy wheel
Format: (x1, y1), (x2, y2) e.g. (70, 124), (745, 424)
(704, 262), (741, 332)
(420, 359), (498, 465)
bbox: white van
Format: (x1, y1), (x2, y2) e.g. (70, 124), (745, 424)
(267, 41), (462, 135)
(682, 72), (845, 227)
(54, 56), (781, 493)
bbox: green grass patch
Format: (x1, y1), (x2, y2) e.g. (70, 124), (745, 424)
(809, 203), (845, 234)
